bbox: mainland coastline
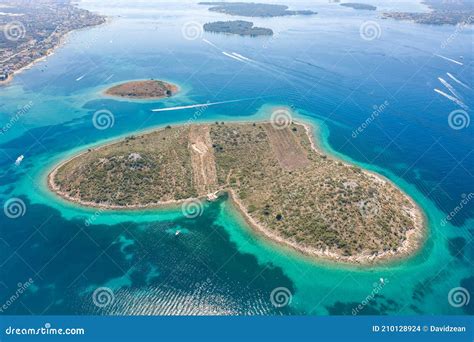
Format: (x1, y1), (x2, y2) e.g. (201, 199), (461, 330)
(0, 0), (106, 85)
(47, 119), (425, 265)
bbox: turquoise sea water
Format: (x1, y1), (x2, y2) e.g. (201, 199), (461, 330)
(0, 0), (473, 315)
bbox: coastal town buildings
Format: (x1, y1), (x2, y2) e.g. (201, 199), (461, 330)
(0, 0), (105, 83)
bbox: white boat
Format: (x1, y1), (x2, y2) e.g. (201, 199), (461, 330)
(15, 155), (24, 166)
(206, 191), (220, 202)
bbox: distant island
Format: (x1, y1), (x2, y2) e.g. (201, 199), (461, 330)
(340, 3), (377, 11)
(204, 20), (273, 36)
(104, 80), (179, 99)
(49, 120), (424, 264)
(0, 0), (105, 84)
(199, 2), (317, 17)
(383, 0), (473, 25)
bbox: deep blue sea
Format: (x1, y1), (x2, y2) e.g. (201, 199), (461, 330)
(0, 0), (473, 315)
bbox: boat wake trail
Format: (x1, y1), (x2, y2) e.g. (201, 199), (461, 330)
(447, 72), (471, 90)
(232, 52), (254, 62)
(104, 74), (115, 82)
(202, 38), (220, 50)
(151, 97), (263, 112)
(434, 54), (463, 66)
(438, 77), (462, 100)
(434, 88), (469, 110)
(202, 38), (254, 64)
(202, 38), (350, 99)
(222, 51), (245, 62)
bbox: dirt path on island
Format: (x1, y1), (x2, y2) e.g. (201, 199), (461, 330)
(189, 125), (218, 195)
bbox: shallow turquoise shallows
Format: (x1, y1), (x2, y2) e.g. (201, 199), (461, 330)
(0, 0), (472, 315)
